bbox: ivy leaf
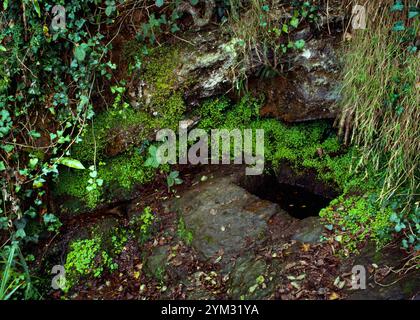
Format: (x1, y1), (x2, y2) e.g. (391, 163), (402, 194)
(390, 1), (404, 12)
(1, 144), (13, 153)
(290, 17), (299, 28)
(408, 7), (419, 19)
(325, 224), (333, 231)
(29, 158), (39, 169)
(169, 171), (179, 179)
(0, 161), (5, 171)
(155, 0), (164, 7)
(74, 45), (86, 62)
(43, 213), (58, 224)
(58, 157), (86, 170)
(395, 222), (406, 232)
(144, 145), (160, 168)
(392, 21), (405, 31)
(294, 39), (306, 49)
(29, 130), (41, 138)
(15, 228), (26, 239)
(390, 212), (399, 223)
(171, 23), (180, 33)
(407, 45), (417, 53)
(190, 0), (199, 5)
(0, 45), (6, 52)
(105, 6), (114, 17)
(33, 177), (45, 188)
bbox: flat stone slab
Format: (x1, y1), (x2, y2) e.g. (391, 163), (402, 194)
(168, 175), (280, 264)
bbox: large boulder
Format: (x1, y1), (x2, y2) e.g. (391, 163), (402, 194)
(166, 167), (286, 266)
(252, 36), (342, 122)
(128, 31), (246, 109)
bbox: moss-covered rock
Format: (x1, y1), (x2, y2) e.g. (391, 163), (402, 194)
(128, 31), (246, 108)
(53, 150), (159, 213)
(53, 45), (185, 213)
(63, 220), (119, 292)
(144, 245), (169, 281)
(196, 94), (357, 191)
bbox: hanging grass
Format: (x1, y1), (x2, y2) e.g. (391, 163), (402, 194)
(338, 0), (419, 207)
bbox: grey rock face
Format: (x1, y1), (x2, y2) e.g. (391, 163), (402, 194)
(168, 176), (279, 264)
(342, 243), (420, 300)
(227, 254), (274, 300)
(255, 37), (342, 122)
(129, 31), (245, 109)
(144, 245), (170, 279)
(291, 216), (324, 244)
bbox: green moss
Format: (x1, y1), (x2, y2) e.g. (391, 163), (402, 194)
(55, 150), (158, 209)
(56, 45), (187, 208)
(129, 206), (157, 244)
(142, 47), (179, 99)
(71, 95), (185, 165)
(196, 97), (230, 131)
(64, 237), (117, 292)
(55, 44), (187, 210)
(110, 227), (131, 255)
(177, 216), (193, 245)
(197, 95), (359, 190)
(196, 94), (397, 252)
(320, 194), (394, 253)
(71, 44), (186, 165)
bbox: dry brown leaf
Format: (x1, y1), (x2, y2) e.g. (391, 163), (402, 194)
(301, 243), (311, 252)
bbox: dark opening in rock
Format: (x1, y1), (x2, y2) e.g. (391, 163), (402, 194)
(240, 172), (333, 220)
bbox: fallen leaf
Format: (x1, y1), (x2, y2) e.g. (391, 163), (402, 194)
(301, 243), (311, 252)
(329, 292), (340, 300)
(291, 281), (300, 290)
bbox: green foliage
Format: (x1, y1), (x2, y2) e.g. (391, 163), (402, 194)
(144, 145), (161, 169)
(228, 0), (319, 82)
(130, 206), (156, 244)
(43, 213), (62, 233)
(55, 151), (157, 209)
(0, 242), (37, 300)
(338, 1), (419, 251)
(197, 93), (405, 253)
(0, 242), (20, 300)
(198, 97), (231, 131)
(71, 46), (185, 166)
(320, 194), (394, 254)
(1, 0), (120, 296)
(198, 94), (357, 190)
(135, 3), (186, 44)
(166, 171), (183, 192)
(58, 158), (86, 170)
(177, 216), (193, 245)
(86, 165), (103, 193)
(388, 196), (420, 252)
(110, 228), (130, 255)
(57, 43), (185, 210)
(64, 237), (117, 292)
